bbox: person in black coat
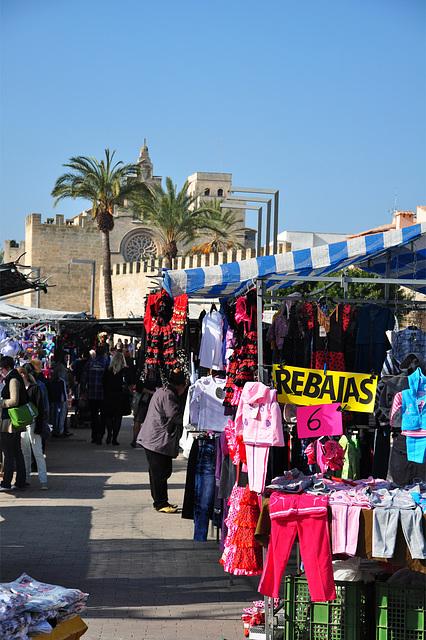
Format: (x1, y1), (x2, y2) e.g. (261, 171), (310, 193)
(102, 352), (131, 446)
(0, 355), (27, 491)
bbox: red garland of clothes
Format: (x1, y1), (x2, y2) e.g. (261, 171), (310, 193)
(144, 290), (178, 373)
(170, 294), (188, 336)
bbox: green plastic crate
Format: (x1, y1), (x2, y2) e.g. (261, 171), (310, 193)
(283, 575), (372, 640)
(375, 581), (426, 640)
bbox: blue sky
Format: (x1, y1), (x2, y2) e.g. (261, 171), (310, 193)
(1, 0), (425, 247)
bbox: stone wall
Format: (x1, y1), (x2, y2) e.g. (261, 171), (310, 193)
(4, 210), (291, 319)
(5, 213), (105, 315)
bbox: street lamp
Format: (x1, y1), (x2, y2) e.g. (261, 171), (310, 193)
(70, 259), (96, 316)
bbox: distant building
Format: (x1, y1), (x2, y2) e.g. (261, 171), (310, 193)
(3, 142), (269, 316)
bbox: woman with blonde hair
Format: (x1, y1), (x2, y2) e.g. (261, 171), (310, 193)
(102, 352), (131, 445)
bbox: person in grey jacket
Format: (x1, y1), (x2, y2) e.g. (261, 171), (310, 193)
(137, 370), (187, 513)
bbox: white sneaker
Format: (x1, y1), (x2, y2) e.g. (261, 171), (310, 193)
(40, 484), (49, 490)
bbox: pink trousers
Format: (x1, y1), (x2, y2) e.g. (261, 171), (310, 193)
(245, 444), (270, 493)
(258, 496), (336, 602)
(331, 504), (361, 556)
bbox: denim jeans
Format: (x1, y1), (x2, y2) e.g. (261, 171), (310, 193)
(193, 440), (216, 541)
(52, 401), (68, 436)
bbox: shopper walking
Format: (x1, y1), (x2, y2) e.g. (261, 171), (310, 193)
(17, 367), (48, 490)
(102, 352), (131, 446)
(80, 346), (109, 444)
(131, 368), (161, 448)
(0, 355), (27, 491)
(137, 370), (187, 513)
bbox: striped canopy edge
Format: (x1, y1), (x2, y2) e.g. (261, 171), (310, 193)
(163, 223), (426, 299)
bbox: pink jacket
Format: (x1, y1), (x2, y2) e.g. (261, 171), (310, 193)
(234, 381), (284, 447)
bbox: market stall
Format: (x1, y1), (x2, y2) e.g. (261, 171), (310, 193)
(150, 223), (426, 639)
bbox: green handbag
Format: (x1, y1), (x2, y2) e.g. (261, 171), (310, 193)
(8, 402), (39, 429)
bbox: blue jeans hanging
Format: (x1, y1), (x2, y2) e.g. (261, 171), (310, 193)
(193, 439), (216, 541)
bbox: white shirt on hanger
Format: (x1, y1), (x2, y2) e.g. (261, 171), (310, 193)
(189, 375), (228, 432)
(199, 311), (225, 371)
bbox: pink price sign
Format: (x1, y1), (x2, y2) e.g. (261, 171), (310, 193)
(297, 403), (343, 438)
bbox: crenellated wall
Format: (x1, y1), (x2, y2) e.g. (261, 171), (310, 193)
(4, 210), (290, 319)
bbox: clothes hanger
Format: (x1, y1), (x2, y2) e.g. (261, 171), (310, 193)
(210, 302), (217, 313)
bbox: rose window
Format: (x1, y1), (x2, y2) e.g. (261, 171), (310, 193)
(123, 233), (157, 261)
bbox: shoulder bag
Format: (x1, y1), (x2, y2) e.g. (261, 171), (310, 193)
(8, 402), (39, 429)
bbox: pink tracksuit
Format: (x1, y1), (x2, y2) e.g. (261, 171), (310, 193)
(258, 492), (336, 602)
(234, 382), (285, 493)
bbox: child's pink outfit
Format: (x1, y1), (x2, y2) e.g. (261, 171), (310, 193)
(234, 382), (285, 493)
(258, 492), (336, 602)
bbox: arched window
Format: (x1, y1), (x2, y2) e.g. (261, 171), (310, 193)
(121, 231), (158, 261)
(204, 188), (210, 196)
(217, 188), (223, 197)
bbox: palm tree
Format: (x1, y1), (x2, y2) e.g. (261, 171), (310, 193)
(190, 200), (244, 255)
(131, 177), (219, 269)
(51, 149), (149, 317)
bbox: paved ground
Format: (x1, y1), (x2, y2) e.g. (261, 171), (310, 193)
(0, 417), (278, 640)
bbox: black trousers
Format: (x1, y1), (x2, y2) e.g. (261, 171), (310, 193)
(144, 448), (172, 510)
(1, 431), (26, 489)
(105, 408), (123, 442)
(88, 399), (105, 442)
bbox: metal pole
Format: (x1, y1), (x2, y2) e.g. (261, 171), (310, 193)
(265, 199), (271, 255)
(257, 207), (262, 255)
(273, 191), (279, 255)
(256, 279), (265, 383)
(384, 250), (391, 301)
(34, 268), (41, 308)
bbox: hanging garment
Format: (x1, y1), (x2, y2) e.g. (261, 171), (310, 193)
(305, 438), (345, 474)
(258, 492), (336, 602)
(234, 381), (285, 493)
(388, 434), (426, 486)
(338, 434), (360, 480)
(229, 485), (263, 574)
(143, 292), (161, 334)
(170, 294), (188, 336)
(391, 326), (426, 364)
(189, 376), (228, 432)
(193, 439), (216, 541)
(220, 484), (251, 575)
(265, 295), (301, 351)
(298, 302), (358, 372)
(372, 488), (426, 559)
(378, 353), (423, 425)
(199, 311), (225, 371)
(354, 304), (395, 374)
(328, 486), (372, 556)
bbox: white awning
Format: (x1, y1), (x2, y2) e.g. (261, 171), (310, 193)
(163, 223), (426, 299)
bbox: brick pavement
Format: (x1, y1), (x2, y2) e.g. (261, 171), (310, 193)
(0, 417), (276, 640)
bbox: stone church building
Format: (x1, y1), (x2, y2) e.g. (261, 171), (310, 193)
(4, 141), (265, 318)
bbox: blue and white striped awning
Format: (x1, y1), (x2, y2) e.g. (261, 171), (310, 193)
(163, 223), (426, 299)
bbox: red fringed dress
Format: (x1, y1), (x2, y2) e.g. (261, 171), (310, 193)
(220, 485), (263, 576)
